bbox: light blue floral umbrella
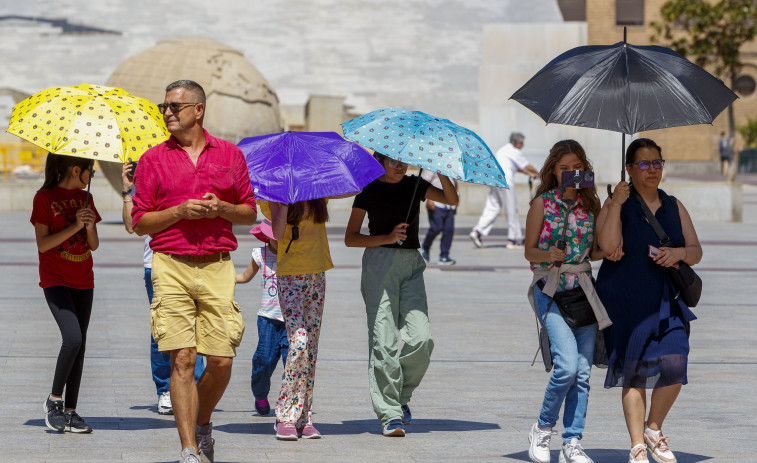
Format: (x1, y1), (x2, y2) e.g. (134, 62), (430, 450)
(341, 108), (508, 189)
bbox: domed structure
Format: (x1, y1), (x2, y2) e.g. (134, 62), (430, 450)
(101, 36), (282, 191)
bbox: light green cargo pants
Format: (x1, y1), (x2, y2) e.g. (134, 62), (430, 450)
(361, 247), (434, 426)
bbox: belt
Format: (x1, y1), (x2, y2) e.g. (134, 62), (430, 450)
(168, 251), (230, 264)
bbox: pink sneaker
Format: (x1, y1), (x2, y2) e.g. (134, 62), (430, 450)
(299, 423), (321, 439)
(644, 428), (676, 463)
(275, 422), (298, 441)
(629, 444), (649, 463)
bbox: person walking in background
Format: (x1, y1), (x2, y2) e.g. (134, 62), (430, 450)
(420, 170), (459, 265)
(470, 132), (538, 249)
(524, 140), (619, 463)
(33, 153), (100, 434)
(345, 153), (458, 437)
(121, 162), (205, 417)
(235, 218), (288, 417)
(269, 199), (333, 440)
(718, 131), (732, 176)
(596, 138), (702, 463)
(132, 80), (256, 463)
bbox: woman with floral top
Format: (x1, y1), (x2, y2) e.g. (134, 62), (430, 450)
(523, 140), (622, 463)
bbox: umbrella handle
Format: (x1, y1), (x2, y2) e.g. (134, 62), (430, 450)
(396, 168), (424, 246)
(606, 184), (613, 199)
(85, 177), (92, 208)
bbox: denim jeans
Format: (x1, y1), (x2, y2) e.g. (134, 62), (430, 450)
(251, 315), (289, 400)
(422, 207), (456, 259)
(533, 284), (597, 442)
(145, 268), (204, 395)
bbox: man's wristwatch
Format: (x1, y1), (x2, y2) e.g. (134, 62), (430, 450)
(121, 189), (132, 197)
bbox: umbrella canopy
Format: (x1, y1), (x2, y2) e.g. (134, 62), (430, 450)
(6, 83), (169, 163)
(510, 41), (738, 136)
(341, 108), (508, 188)
(239, 131), (385, 204)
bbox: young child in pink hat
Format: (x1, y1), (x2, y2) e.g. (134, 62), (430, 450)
(236, 218), (288, 417)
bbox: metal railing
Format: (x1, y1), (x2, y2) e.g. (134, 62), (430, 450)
(0, 142), (46, 181)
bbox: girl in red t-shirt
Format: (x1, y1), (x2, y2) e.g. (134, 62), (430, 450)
(30, 153), (101, 434)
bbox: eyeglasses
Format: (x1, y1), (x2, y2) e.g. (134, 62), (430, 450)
(87, 167), (96, 176)
(385, 158), (408, 168)
(629, 159), (665, 170)
(157, 102), (199, 114)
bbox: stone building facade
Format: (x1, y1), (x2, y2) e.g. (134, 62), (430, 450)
(586, 0), (757, 167)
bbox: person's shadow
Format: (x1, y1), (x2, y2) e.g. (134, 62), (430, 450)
(215, 418), (499, 436)
(25, 416), (175, 431)
(503, 449), (712, 462)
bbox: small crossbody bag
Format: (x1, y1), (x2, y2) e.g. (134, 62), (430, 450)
(536, 279), (597, 329)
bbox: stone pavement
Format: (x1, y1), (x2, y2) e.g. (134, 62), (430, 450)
(1, 187), (756, 462)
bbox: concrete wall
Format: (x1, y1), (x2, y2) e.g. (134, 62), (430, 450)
(479, 22), (625, 185)
(586, 0), (757, 167)
(0, 0), (563, 134)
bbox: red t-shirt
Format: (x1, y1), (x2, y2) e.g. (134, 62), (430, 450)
(30, 186), (102, 289)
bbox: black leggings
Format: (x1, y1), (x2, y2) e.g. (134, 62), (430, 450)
(43, 286), (93, 410)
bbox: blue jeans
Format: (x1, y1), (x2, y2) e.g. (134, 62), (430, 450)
(145, 268), (204, 395)
(251, 315), (289, 401)
(533, 284), (597, 442)
(422, 207), (455, 259)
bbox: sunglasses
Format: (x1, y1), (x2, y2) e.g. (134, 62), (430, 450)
(157, 102), (199, 114)
(629, 159), (665, 170)
(385, 158), (408, 168)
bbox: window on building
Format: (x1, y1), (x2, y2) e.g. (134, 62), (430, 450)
(616, 0), (644, 25)
(557, 0), (586, 22)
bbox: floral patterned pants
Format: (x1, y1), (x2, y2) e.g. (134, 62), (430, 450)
(275, 272), (325, 427)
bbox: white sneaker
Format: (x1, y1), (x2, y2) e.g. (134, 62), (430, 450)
(157, 391), (173, 415)
(558, 438), (593, 463)
(528, 422), (555, 463)
(629, 443), (650, 463)
(644, 426), (676, 463)
(180, 446), (201, 463)
(469, 230), (483, 248)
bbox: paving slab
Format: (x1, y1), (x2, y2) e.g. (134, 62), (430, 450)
(1, 185), (756, 462)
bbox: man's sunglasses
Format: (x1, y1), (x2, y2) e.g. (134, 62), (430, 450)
(628, 159), (665, 171)
(157, 102), (199, 114)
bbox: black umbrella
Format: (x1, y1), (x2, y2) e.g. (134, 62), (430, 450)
(510, 30), (738, 184)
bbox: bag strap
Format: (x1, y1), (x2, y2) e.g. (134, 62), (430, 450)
(530, 298), (554, 367)
(633, 190), (672, 247)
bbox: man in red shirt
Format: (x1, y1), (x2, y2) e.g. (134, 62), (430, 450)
(132, 80), (256, 463)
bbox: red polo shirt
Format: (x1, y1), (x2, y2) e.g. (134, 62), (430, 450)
(132, 130), (256, 255)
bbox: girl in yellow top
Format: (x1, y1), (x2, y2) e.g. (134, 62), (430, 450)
(270, 199), (333, 441)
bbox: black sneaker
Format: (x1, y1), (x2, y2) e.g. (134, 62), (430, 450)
(254, 398), (270, 416)
(44, 397), (65, 433)
(64, 411), (93, 433)
(438, 256), (456, 265)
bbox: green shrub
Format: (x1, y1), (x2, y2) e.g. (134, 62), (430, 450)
(738, 116), (757, 148)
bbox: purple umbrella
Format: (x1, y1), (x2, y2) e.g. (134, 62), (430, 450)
(239, 131), (385, 204)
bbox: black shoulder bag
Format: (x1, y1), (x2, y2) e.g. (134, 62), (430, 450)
(537, 280), (597, 329)
(634, 193), (702, 307)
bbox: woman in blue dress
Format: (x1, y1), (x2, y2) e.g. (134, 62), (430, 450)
(596, 138), (702, 463)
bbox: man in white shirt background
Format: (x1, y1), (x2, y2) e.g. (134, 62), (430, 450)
(469, 132), (538, 249)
